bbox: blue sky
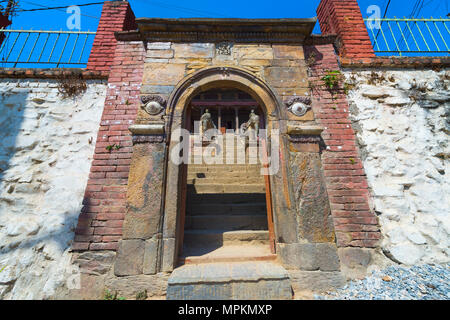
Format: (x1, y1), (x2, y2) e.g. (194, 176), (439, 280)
(1, 0), (448, 67)
(9, 0), (450, 34)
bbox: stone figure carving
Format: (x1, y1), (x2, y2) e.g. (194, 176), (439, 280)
(242, 109), (260, 139)
(140, 95), (166, 116)
(200, 109), (216, 140)
(285, 97), (311, 117)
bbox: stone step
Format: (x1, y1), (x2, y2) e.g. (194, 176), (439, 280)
(187, 172), (264, 181)
(187, 202), (267, 215)
(188, 159), (263, 166)
(187, 165), (262, 174)
(185, 215), (268, 230)
(187, 193), (266, 204)
(179, 244), (276, 264)
(187, 184), (265, 194)
(167, 261), (292, 300)
(183, 229), (269, 246)
(187, 177), (264, 185)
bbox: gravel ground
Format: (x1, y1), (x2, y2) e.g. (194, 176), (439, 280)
(316, 264), (450, 300)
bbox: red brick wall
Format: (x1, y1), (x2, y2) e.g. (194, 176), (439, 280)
(73, 40), (145, 251)
(305, 43), (380, 248)
(317, 0), (375, 59)
(86, 1), (137, 75)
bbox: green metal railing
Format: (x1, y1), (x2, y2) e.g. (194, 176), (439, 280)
(364, 17), (450, 56)
(0, 29), (96, 68)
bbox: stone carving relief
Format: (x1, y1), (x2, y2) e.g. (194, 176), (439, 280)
(216, 42), (233, 55)
(285, 97), (311, 117)
(140, 95), (166, 116)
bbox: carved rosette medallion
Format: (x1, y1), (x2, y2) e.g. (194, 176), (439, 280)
(285, 97), (312, 117)
(140, 95), (166, 116)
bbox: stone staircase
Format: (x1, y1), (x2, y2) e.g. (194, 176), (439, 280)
(166, 137), (293, 300)
(182, 140), (272, 263)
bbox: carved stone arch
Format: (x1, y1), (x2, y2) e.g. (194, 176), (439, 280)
(159, 66), (297, 272)
(166, 66), (288, 134)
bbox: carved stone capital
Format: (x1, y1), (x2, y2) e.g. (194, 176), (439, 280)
(129, 124), (165, 135)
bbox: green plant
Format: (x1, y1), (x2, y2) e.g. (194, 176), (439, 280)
(0, 265), (6, 273)
(349, 158), (356, 164)
(105, 144), (114, 152)
(136, 290), (148, 300)
(321, 70), (342, 90)
(105, 143), (122, 152)
(104, 290), (126, 300)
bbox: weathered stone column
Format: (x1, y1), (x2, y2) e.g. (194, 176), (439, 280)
(277, 124), (340, 272)
(114, 96), (168, 276)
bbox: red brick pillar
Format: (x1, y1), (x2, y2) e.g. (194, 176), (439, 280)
(317, 0), (375, 59)
(86, 1), (137, 75)
(73, 1), (144, 252)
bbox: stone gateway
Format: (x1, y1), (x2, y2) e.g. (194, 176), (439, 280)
(69, 1), (381, 299)
(1, 0), (447, 300)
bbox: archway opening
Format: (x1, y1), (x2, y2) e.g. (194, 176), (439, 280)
(178, 87), (276, 265)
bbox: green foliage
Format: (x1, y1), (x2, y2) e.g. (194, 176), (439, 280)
(104, 290), (126, 300)
(321, 70), (342, 90)
(0, 265), (6, 273)
(349, 158), (356, 165)
(105, 143), (122, 152)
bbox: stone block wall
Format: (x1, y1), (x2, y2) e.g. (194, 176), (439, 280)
(140, 42), (310, 104)
(343, 68), (450, 265)
(0, 77), (106, 299)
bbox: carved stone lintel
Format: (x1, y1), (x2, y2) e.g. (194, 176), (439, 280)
(285, 97), (312, 117)
(287, 125), (323, 136)
(140, 95), (167, 116)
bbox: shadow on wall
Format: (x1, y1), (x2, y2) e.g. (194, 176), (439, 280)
(0, 90), (27, 182)
(0, 80), (108, 298)
(0, 207), (81, 299)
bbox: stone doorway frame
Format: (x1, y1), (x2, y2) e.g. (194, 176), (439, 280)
(160, 66), (297, 272)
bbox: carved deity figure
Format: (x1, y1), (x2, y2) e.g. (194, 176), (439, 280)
(200, 109), (216, 139)
(244, 109), (259, 139)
